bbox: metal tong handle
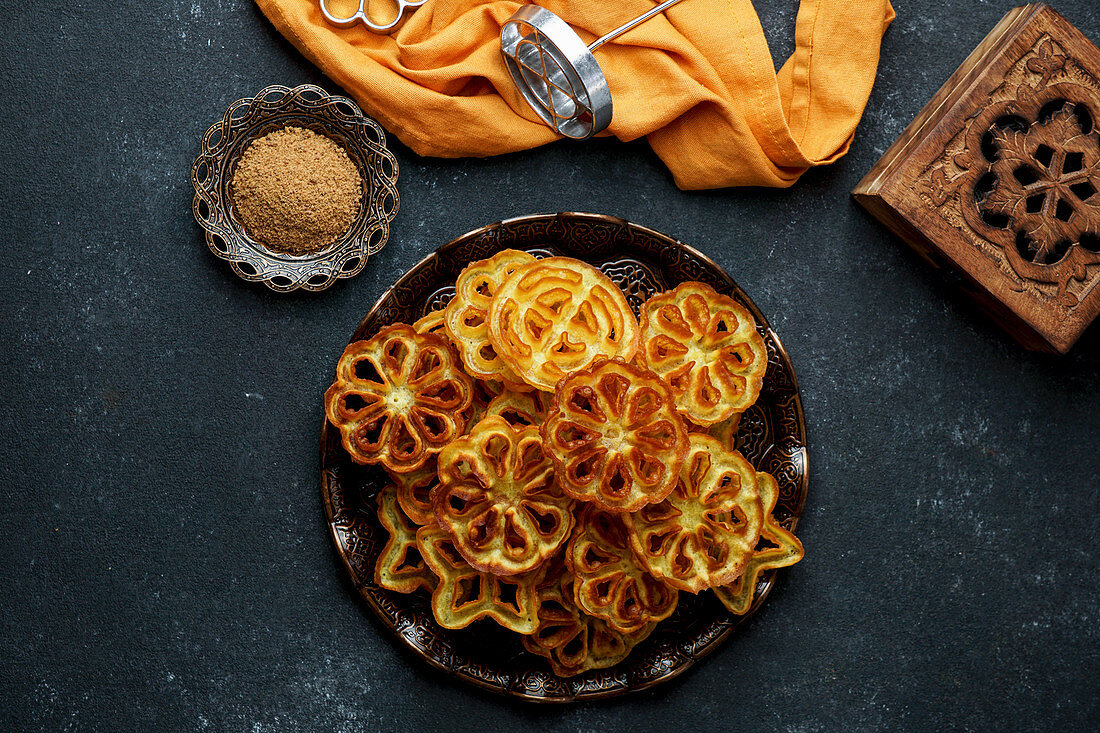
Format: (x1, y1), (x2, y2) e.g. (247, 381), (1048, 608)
(319, 0), (427, 34)
(588, 0), (690, 51)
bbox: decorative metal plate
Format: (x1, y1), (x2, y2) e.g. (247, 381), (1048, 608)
(190, 84), (399, 293)
(319, 213), (808, 701)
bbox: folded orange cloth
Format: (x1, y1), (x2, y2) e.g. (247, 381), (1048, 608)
(256, 0), (894, 189)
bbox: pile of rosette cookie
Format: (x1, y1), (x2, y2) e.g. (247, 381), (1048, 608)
(324, 250), (804, 676)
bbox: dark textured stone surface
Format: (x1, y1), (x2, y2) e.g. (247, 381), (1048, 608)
(1, 1), (1097, 730)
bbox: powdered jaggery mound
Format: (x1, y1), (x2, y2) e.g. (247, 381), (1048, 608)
(231, 126), (362, 255)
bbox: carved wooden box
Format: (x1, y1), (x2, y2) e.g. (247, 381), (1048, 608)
(853, 3), (1100, 353)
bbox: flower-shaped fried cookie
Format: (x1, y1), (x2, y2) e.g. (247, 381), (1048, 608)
(386, 458), (439, 527)
(413, 309), (449, 339)
(625, 434), (763, 592)
(459, 378), (504, 428)
(523, 563), (656, 677)
(714, 471), (804, 615)
(414, 309), (475, 424)
(325, 324), (473, 472)
(542, 358), (688, 512)
(485, 388), (552, 429)
(567, 506), (678, 632)
(704, 412), (741, 450)
(444, 249), (535, 388)
(641, 282), (767, 426)
(375, 485), (437, 594)
(488, 257), (640, 392)
(417, 524), (543, 633)
(434, 416), (574, 575)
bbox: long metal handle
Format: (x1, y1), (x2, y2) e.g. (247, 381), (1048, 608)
(588, 0), (690, 51)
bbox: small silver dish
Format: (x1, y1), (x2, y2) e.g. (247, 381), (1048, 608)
(191, 84), (399, 293)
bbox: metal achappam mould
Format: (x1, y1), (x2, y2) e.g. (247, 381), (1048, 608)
(319, 0), (426, 33)
(501, 0), (689, 139)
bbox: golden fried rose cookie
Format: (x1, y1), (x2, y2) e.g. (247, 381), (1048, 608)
(434, 417), (574, 575)
(444, 249), (535, 388)
(375, 485), (437, 594)
(485, 388), (552, 429)
(541, 358), (688, 512)
(415, 310), (468, 411)
(523, 565), (656, 677)
(417, 524), (543, 633)
(488, 257), (640, 392)
(640, 282), (767, 426)
(714, 471), (804, 615)
(413, 309), (448, 339)
(706, 413), (741, 450)
(325, 324), (473, 472)
(567, 506), (677, 632)
(462, 378), (503, 428)
(387, 458), (439, 526)
(624, 434), (764, 592)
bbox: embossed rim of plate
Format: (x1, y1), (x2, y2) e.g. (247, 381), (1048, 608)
(190, 84), (400, 293)
(319, 212), (808, 701)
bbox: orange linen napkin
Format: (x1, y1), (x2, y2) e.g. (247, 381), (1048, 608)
(256, 0), (894, 189)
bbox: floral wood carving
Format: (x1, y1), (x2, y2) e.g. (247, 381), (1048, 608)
(1026, 38), (1069, 84)
(960, 83), (1100, 305)
(919, 40), (1100, 308)
(981, 106), (1098, 260)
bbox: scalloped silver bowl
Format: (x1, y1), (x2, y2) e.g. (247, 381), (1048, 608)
(190, 84), (400, 293)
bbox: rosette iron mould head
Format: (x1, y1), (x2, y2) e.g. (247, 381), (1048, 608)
(501, 0), (691, 139)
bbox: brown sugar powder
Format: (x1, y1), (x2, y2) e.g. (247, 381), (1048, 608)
(231, 126), (362, 255)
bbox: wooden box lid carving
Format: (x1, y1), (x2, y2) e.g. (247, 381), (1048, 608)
(853, 3), (1100, 353)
